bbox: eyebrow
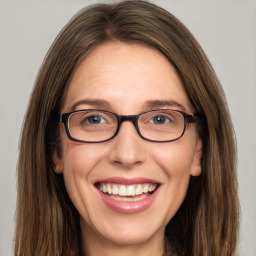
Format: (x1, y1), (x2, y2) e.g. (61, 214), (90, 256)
(71, 99), (187, 112)
(71, 99), (111, 111)
(143, 100), (187, 112)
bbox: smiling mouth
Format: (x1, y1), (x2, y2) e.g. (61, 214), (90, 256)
(95, 183), (159, 201)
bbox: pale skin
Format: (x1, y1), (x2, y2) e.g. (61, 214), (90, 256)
(53, 41), (202, 256)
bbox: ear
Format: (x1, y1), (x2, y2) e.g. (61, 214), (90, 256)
(52, 147), (64, 174)
(190, 137), (203, 177)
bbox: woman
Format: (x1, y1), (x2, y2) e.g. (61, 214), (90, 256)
(15, 1), (239, 255)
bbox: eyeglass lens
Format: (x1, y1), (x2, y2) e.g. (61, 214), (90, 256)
(67, 110), (185, 142)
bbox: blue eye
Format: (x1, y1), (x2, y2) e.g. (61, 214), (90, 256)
(152, 116), (167, 124)
(87, 115), (104, 124)
(151, 115), (172, 124)
(79, 113), (108, 126)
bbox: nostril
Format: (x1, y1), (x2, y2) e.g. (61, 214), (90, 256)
(109, 146), (146, 167)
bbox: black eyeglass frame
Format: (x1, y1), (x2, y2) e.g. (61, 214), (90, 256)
(56, 109), (204, 143)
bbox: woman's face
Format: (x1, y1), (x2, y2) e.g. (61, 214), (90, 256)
(54, 42), (202, 249)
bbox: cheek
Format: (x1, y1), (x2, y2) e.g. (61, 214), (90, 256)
(150, 139), (195, 178)
(150, 140), (196, 219)
(63, 141), (107, 172)
(61, 141), (108, 207)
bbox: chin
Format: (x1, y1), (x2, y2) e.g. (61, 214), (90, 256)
(101, 225), (164, 246)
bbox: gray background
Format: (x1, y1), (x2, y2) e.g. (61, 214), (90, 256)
(0, 0), (255, 255)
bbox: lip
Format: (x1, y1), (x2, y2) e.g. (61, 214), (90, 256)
(94, 177), (160, 214)
(95, 176), (160, 185)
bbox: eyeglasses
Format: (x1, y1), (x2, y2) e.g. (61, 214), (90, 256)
(56, 109), (204, 143)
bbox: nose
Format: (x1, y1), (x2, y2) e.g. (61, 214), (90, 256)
(109, 121), (146, 168)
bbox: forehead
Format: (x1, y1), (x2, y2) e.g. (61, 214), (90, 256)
(62, 42), (193, 114)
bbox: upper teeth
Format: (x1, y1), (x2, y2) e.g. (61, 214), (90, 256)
(99, 183), (157, 196)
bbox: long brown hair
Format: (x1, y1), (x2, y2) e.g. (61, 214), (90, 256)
(15, 1), (239, 255)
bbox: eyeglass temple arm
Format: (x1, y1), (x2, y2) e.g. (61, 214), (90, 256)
(189, 114), (206, 124)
